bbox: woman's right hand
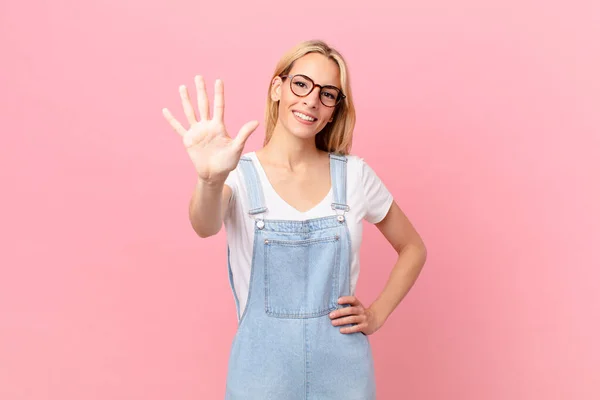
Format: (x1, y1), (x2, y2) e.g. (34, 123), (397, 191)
(162, 75), (259, 184)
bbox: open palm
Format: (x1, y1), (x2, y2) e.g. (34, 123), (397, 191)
(162, 75), (259, 183)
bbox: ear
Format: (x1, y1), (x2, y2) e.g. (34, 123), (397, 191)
(270, 76), (283, 102)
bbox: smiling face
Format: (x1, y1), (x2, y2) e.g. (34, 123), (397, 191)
(270, 52), (342, 142)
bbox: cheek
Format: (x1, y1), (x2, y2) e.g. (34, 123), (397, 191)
(280, 89), (296, 107)
(323, 109), (335, 122)
(277, 98), (290, 117)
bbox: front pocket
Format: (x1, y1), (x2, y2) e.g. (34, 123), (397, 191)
(264, 235), (340, 318)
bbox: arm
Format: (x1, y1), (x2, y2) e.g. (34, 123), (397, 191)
(162, 75), (258, 238)
(330, 200), (427, 335)
(368, 200), (428, 327)
(188, 178), (233, 238)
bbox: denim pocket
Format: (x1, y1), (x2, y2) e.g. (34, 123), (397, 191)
(264, 235), (340, 318)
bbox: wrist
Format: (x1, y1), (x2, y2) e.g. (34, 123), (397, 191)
(368, 302), (391, 328)
(196, 174), (227, 187)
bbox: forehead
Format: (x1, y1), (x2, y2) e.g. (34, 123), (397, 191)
(288, 53), (341, 87)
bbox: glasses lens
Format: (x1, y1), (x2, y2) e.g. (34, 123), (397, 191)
(290, 75), (313, 96)
(320, 87), (341, 107)
(289, 75), (342, 107)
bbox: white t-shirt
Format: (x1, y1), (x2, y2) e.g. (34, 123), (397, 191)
(224, 152), (394, 321)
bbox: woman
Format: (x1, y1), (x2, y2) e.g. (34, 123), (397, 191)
(162, 40), (427, 399)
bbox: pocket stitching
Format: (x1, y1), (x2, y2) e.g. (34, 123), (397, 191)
(264, 236), (340, 318)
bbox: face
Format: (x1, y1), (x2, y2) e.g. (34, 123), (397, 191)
(271, 53), (342, 141)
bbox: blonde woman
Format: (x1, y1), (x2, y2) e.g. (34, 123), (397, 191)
(163, 40), (427, 399)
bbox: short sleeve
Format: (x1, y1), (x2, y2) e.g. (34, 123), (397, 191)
(223, 169), (238, 219)
(224, 170), (237, 198)
(360, 159), (394, 224)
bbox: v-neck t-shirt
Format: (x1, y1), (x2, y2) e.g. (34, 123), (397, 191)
(223, 152), (394, 320)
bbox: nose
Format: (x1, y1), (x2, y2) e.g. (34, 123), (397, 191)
(302, 87), (321, 108)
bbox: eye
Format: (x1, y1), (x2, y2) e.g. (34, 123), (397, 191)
(321, 88), (339, 100)
(294, 81), (307, 88)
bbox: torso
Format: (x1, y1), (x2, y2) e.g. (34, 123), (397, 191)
(223, 151), (394, 322)
(255, 150), (332, 213)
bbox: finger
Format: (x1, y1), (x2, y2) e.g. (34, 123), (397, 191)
(329, 306), (361, 319)
(331, 315), (362, 326)
(340, 323), (367, 334)
(338, 296), (360, 306)
(195, 75), (210, 121)
(162, 108), (186, 136)
(213, 79), (224, 122)
(179, 85), (197, 126)
(232, 120), (259, 150)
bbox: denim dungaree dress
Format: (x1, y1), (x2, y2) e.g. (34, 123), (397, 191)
(225, 153), (376, 400)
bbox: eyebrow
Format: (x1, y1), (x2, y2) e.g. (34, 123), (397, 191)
(293, 73), (341, 89)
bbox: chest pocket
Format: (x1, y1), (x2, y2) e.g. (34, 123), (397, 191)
(264, 235), (341, 318)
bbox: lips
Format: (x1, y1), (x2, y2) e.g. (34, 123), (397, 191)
(292, 110), (317, 121)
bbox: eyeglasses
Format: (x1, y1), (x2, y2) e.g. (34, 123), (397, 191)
(280, 74), (346, 107)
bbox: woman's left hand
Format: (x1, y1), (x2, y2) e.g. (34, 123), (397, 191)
(329, 296), (383, 336)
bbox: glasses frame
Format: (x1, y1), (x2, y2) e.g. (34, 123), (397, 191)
(279, 74), (346, 107)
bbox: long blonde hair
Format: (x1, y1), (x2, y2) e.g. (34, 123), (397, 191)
(263, 40), (355, 155)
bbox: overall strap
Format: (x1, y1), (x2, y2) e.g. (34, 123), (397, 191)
(238, 156), (268, 216)
(329, 153), (349, 216)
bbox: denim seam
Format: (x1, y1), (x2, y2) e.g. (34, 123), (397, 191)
(264, 236), (341, 318)
(332, 231), (340, 311)
(304, 320), (309, 399)
(266, 236), (339, 247)
(226, 245), (241, 321)
(264, 239), (270, 318)
(236, 228), (260, 329)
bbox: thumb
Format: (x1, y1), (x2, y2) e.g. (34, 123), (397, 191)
(233, 120), (259, 150)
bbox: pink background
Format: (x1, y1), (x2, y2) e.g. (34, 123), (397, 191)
(1, 0), (599, 399)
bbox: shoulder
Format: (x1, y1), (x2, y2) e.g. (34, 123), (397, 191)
(346, 153), (394, 221)
(343, 154), (378, 180)
(344, 153), (364, 164)
(225, 152), (255, 192)
(341, 153), (386, 194)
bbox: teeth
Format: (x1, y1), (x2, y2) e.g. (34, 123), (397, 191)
(294, 111), (316, 121)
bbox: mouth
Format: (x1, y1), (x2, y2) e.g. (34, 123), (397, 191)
(292, 110), (318, 124)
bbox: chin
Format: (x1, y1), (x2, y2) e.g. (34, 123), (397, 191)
(284, 117), (324, 140)
(289, 128), (318, 141)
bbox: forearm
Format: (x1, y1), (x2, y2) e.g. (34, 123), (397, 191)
(368, 243), (427, 325)
(188, 177), (226, 238)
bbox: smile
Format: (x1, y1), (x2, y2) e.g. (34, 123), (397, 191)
(293, 111), (317, 122)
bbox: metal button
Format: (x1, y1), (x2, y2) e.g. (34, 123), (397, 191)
(337, 215), (345, 222)
(256, 220), (265, 229)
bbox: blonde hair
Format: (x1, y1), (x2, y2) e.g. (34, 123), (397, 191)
(263, 40), (355, 155)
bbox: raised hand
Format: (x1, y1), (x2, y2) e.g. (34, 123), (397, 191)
(162, 75), (259, 184)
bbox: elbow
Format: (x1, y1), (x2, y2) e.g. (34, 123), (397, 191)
(397, 240), (427, 265)
(197, 230), (216, 239)
(189, 219), (222, 238)
(188, 203), (223, 238)
(416, 241), (428, 268)
(420, 243), (428, 265)
(413, 238), (427, 261)
(194, 227), (220, 239)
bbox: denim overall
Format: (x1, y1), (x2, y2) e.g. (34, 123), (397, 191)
(224, 154), (376, 399)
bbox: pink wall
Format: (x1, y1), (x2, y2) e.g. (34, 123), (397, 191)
(1, 0), (598, 399)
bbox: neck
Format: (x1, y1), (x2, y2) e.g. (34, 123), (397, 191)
(260, 124), (324, 170)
